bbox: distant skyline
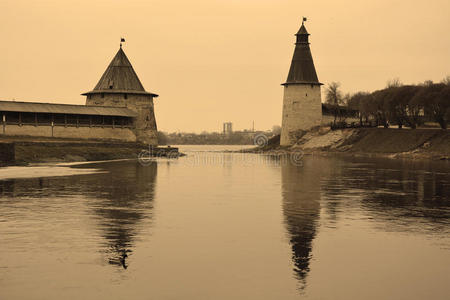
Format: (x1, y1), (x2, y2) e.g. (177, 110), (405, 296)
(1, 0), (449, 133)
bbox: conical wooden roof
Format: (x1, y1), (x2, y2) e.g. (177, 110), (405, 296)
(283, 23), (321, 86)
(83, 47), (158, 97)
(297, 24), (309, 35)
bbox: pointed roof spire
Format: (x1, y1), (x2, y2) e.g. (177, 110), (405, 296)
(82, 46), (158, 97)
(282, 19), (321, 86)
(297, 24), (309, 35)
(297, 17), (309, 35)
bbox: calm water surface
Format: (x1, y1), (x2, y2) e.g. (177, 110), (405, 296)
(0, 145), (449, 299)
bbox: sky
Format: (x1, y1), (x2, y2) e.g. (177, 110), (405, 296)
(0, 0), (449, 133)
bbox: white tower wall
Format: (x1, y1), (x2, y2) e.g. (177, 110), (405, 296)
(280, 84), (322, 146)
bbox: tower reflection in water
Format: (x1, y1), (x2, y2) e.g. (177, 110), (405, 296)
(280, 156), (450, 290)
(82, 160), (157, 269)
(0, 160), (157, 270)
(280, 159), (326, 288)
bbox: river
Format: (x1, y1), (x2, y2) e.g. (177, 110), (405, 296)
(0, 145), (449, 299)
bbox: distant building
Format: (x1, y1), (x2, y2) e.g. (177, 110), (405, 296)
(223, 122), (233, 135)
(0, 45), (159, 145)
(280, 20), (322, 146)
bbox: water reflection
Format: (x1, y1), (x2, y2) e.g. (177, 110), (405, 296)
(0, 152), (449, 299)
(320, 158), (450, 234)
(84, 161), (157, 269)
(0, 160), (158, 269)
(280, 160), (327, 287)
(280, 156), (450, 290)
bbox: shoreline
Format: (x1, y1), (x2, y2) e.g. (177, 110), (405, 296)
(1, 128), (449, 166)
(0, 139), (181, 166)
(244, 128), (450, 161)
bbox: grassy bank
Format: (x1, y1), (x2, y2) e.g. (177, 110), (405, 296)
(253, 128), (450, 160)
(343, 128), (450, 157)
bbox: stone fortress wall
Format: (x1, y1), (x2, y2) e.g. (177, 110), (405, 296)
(86, 93), (157, 145)
(1, 123), (136, 142)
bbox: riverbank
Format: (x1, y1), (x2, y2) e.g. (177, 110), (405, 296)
(0, 136), (180, 166)
(253, 128), (450, 160)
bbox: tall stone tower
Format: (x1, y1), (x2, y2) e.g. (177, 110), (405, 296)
(83, 46), (159, 145)
(280, 20), (322, 146)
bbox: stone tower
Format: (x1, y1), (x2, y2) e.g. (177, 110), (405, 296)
(83, 46), (159, 145)
(280, 21), (322, 146)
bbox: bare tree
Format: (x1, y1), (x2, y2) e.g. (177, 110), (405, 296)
(344, 78), (448, 130)
(348, 92), (370, 126)
(441, 75), (450, 85)
(325, 82), (344, 124)
(386, 78), (402, 88)
(413, 83), (449, 129)
(342, 93), (351, 106)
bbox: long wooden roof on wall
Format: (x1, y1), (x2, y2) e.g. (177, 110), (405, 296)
(82, 47), (158, 97)
(0, 100), (138, 117)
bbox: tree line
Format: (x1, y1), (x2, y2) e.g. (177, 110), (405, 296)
(326, 76), (450, 129)
(157, 131), (257, 145)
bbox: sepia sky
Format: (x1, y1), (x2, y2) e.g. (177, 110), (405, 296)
(0, 0), (449, 133)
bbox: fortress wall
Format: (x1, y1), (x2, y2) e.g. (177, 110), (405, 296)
(1, 124), (136, 142)
(0, 142), (15, 163)
(3, 125), (53, 137)
(86, 93), (158, 145)
(86, 93), (153, 107)
(280, 84), (322, 146)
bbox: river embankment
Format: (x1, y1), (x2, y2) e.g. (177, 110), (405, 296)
(0, 136), (179, 166)
(253, 128), (450, 160)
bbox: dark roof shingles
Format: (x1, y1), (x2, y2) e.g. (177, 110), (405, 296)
(83, 48), (157, 96)
(284, 24), (320, 85)
(0, 100), (137, 117)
